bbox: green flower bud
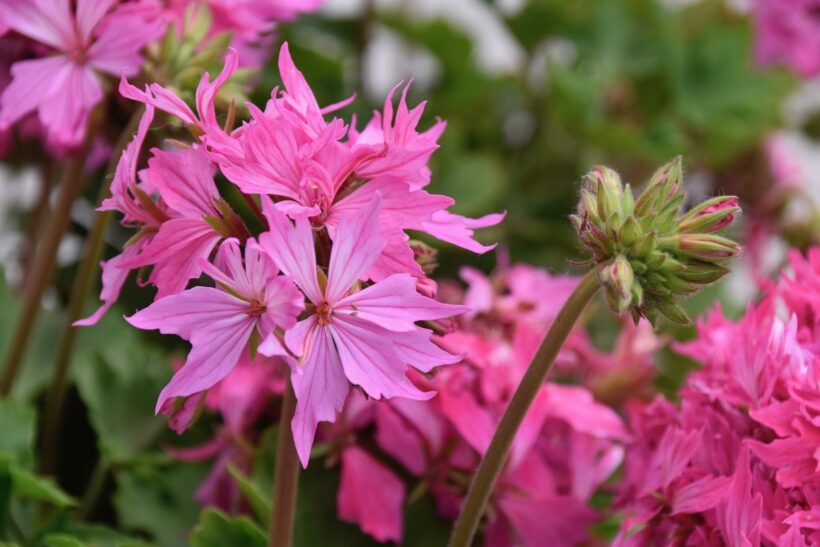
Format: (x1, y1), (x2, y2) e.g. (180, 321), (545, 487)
(573, 156), (739, 326)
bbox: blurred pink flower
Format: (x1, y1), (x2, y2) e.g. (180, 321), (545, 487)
(753, 0), (820, 78)
(0, 0), (161, 147)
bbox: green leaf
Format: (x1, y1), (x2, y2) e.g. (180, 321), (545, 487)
(0, 400), (36, 465)
(72, 313), (170, 463)
(189, 510), (266, 547)
(43, 535), (86, 547)
(227, 466), (270, 526)
(7, 465), (75, 508)
(114, 463), (206, 547)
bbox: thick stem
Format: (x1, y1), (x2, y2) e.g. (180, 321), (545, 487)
(0, 126), (98, 397)
(41, 108), (144, 474)
(269, 378), (300, 547)
(448, 269), (600, 547)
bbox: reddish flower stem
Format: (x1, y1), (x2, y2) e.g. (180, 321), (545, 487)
(448, 268), (600, 547)
(269, 377), (301, 547)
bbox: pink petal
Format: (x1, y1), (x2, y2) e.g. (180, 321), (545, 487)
(420, 210), (504, 254)
(74, 243), (141, 327)
(120, 218), (221, 298)
(337, 446), (405, 543)
(498, 495), (598, 547)
(375, 404), (427, 476)
(336, 273), (469, 332)
(259, 198), (323, 304)
(326, 195), (386, 303)
(389, 327), (462, 373)
(276, 42), (323, 127)
(0, 0), (75, 50)
(542, 384), (629, 441)
(76, 0), (115, 44)
(0, 57), (69, 133)
(119, 77), (198, 126)
(145, 147), (219, 217)
(671, 475), (733, 515)
(290, 326), (349, 467)
(439, 377), (495, 455)
(37, 60), (103, 147)
(195, 48), (238, 130)
(329, 314), (433, 401)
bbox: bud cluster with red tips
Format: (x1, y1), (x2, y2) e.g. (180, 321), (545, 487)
(571, 157), (741, 325)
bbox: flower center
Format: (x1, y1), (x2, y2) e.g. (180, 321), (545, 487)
(316, 302), (332, 325)
(246, 299), (267, 318)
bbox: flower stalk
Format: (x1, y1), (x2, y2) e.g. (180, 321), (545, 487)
(448, 269), (600, 547)
(269, 378), (301, 547)
(0, 111), (101, 397)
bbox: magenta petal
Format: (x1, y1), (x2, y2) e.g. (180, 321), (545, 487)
(671, 475), (733, 515)
(0, 0), (75, 50)
(337, 446), (406, 543)
(421, 210), (504, 254)
(336, 273), (469, 332)
(74, 244), (141, 327)
(498, 494), (599, 547)
(375, 404), (427, 476)
(290, 326), (348, 467)
(439, 381), (494, 455)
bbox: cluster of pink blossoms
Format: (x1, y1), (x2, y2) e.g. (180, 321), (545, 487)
(752, 0), (820, 78)
(0, 0), (321, 153)
(81, 43), (504, 467)
(614, 247), (820, 546)
(177, 260), (639, 545)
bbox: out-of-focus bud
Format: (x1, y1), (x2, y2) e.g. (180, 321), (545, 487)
(410, 240), (438, 275)
(416, 277), (438, 298)
(572, 155), (740, 326)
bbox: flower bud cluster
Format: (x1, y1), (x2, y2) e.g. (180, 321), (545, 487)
(571, 157), (740, 324)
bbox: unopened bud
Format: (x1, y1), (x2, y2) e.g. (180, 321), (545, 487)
(599, 255), (634, 313)
(677, 234), (741, 262)
(679, 196), (740, 234)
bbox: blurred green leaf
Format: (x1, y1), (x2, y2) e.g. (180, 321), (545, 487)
(0, 461), (75, 508)
(226, 466), (270, 527)
(0, 401), (35, 465)
(189, 510), (265, 547)
(114, 463), (206, 547)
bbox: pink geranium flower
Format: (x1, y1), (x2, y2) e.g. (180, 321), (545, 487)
(753, 0), (820, 78)
(0, 0), (161, 147)
(259, 195), (468, 466)
(127, 238), (303, 411)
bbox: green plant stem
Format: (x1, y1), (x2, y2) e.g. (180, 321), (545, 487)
(269, 378), (300, 547)
(75, 457), (110, 521)
(41, 108), (144, 474)
(0, 126), (98, 397)
(448, 269), (600, 547)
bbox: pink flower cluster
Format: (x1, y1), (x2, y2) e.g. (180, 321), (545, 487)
(752, 0), (820, 78)
(614, 247), (820, 546)
(179, 262), (631, 545)
(82, 44), (503, 466)
(0, 0), (321, 151)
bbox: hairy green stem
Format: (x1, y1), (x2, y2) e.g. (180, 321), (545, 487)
(41, 108), (144, 474)
(448, 269), (600, 547)
(0, 123), (98, 397)
(269, 378), (300, 547)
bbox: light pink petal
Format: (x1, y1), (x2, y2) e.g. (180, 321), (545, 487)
(74, 243), (141, 326)
(156, 315), (255, 411)
(542, 384), (629, 441)
(420, 210), (504, 254)
(38, 61), (103, 147)
(389, 327), (462, 373)
(337, 446), (405, 543)
(671, 475), (733, 515)
(258, 333), (288, 357)
(260, 275), (304, 331)
(126, 286), (247, 340)
(329, 314), (433, 401)
(290, 326), (348, 467)
(119, 77), (198, 126)
(145, 147), (219, 217)
(259, 198), (323, 304)
(498, 495), (599, 547)
(336, 273), (469, 332)
(0, 0), (74, 50)
(284, 316), (318, 359)
(364, 231), (424, 281)
(87, 12), (157, 77)
(276, 42), (322, 124)
(0, 57), (68, 132)
(326, 195), (386, 303)
(76, 0), (115, 44)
